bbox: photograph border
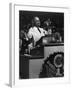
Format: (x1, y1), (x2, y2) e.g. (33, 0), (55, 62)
(9, 3), (70, 87)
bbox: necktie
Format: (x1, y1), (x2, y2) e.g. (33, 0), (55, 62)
(37, 27), (41, 33)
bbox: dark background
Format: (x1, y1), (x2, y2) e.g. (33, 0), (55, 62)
(19, 11), (64, 29)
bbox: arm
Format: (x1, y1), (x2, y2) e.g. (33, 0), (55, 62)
(27, 28), (34, 53)
(43, 29), (48, 35)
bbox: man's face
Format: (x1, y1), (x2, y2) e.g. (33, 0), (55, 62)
(34, 17), (40, 27)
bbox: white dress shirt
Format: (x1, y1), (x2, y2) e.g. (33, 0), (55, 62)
(28, 26), (47, 43)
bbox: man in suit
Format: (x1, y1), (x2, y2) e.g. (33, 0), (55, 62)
(27, 16), (47, 52)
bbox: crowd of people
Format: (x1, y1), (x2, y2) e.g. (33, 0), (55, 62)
(19, 16), (63, 55)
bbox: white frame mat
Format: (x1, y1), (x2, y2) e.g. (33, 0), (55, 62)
(9, 3), (70, 87)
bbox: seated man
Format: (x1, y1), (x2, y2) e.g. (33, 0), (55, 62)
(43, 18), (52, 35)
(27, 16), (48, 53)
